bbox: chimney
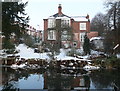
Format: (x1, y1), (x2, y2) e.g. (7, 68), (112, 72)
(58, 4), (62, 15)
(86, 14), (89, 19)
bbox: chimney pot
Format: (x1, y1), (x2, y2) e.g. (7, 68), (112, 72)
(58, 4), (62, 15)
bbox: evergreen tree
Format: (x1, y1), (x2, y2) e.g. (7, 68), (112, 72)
(83, 34), (91, 55)
(2, 1), (29, 49)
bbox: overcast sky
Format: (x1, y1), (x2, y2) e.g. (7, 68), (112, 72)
(23, 0), (106, 30)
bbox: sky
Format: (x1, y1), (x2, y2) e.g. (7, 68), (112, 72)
(22, 0), (106, 30)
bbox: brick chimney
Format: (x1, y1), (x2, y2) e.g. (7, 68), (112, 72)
(86, 14), (89, 19)
(58, 4), (62, 15)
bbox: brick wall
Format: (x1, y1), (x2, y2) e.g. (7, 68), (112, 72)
(87, 32), (98, 39)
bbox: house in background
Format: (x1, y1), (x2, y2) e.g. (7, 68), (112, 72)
(90, 37), (104, 51)
(43, 4), (97, 48)
(26, 25), (42, 44)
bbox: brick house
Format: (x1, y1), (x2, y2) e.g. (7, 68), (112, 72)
(43, 4), (96, 48)
(26, 25), (42, 44)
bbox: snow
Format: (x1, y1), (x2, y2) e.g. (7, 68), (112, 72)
(90, 37), (103, 41)
(73, 17), (88, 21)
(0, 50), (6, 58)
(58, 56), (80, 61)
(83, 65), (100, 71)
(0, 86), (2, 91)
(15, 44), (50, 60)
(117, 54), (120, 59)
(54, 49), (67, 59)
(91, 50), (105, 56)
(69, 62), (74, 66)
(55, 16), (71, 19)
(11, 64), (27, 69)
(56, 55), (92, 62)
(1, 44), (91, 62)
(54, 49), (91, 61)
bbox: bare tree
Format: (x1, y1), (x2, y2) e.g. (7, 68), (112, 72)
(104, 0), (120, 54)
(90, 13), (106, 36)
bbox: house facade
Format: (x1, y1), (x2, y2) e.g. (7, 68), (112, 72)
(26, 25), (42, 44)
(43, 4), (91, 48)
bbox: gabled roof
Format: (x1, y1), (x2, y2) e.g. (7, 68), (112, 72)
(48, 4), (72, 19)
(49, 13), (72, 19)
(47, 4), (89, 22)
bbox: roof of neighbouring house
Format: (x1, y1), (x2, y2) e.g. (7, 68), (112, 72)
(90, 37), (104, 41)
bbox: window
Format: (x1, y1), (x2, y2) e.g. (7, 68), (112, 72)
(80, 23), (86, 30)
(80, 32), (85, 42)
(48, 30), (56, 40)
(61, 19), (70, 27)
(61, 30), (71, 41)
(48, 19), (55, 28)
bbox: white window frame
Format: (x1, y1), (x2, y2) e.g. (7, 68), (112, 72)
(80, 32), (86, 42)
(48, 30), (56, 40)
(61, 18), (70, 27)
(48, 19), (56, 28)
(80, 23), (86, 30)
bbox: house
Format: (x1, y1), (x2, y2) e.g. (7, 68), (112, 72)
(26, 25), (42, 44)
(26, 25), (36, 37)
(43, 4), (94, 48)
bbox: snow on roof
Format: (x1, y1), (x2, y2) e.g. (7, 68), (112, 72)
(90, 37), (103, 41)
(16, 44), (50, 60)
(73, 17), (88, 21)
(56, 16), (71, 19)
(48, 12), (72, 20)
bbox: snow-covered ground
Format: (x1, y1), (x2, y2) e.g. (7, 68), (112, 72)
(1, 43), (91, 61)
(54, 49), (67, 60)
(1, 43), (101, 61)
(15, 44), (50, 60)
